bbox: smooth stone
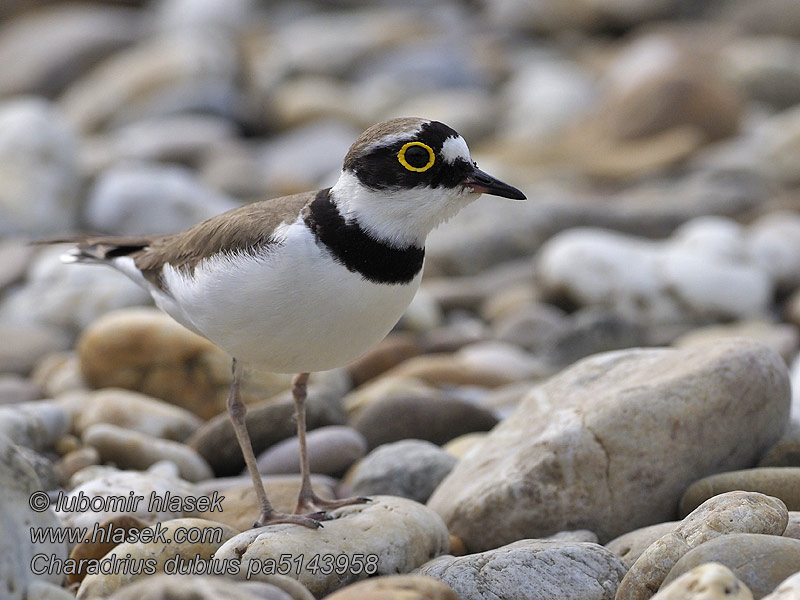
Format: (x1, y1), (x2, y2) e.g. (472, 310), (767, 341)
(784, 512), (800, 539)
(0, 97), (80, 235)
(325, 575), (457, 600)
(256, 426), (366, 477)
(536, 218), (772, 325)
(349, 440), (457, 503)
(197, 476), (337, 531)
(0, 246), (150, 332)
(442, 433), (487, 459)
(0, 321), (70, 375)
(70, 388), (203, 442)
(83, 114), (236, 176)
(77, 308), (295, 419)
(616, 491), (788, 600)
(21, 581), (73, 600)
(674, 321), (799, 364)
(763, 571), (800, 599)
(455, 341), (549, 381)
(214, 496), (449, 598)
(419, 539), (626, 600)
(351, 392), (498, 451)
(0, 434), (68, 598)
(0, 4), (142, 97)
(380, 353), (517, 388)
(651, 563), (753, 600)
(605, 521), (679, 568)
(0, 374), (41, 404)
(83, 423), (213, 482)
(347, 333), (422, 387)
(662, 534), (800, 599)
(762, 106), (800, 188)
(343, 375), (436, 415)
(67, 514), (150, 584)
(57, 462), (197, 530)
(722, 36), (800, 110)
(747, 212), (800, 292)
(0, 238), (36, 293)
(152, 0), (257, 32)
(396, 288), (443, 333)
(546, 529), (600, 544)
(681, 468), (800, 516)
(190, 389), (345, 476)
(428, 341), (790, 551)
(59, 29), (238, 133)
(105, 574), (295, 600)
(0, 400), (69, 451)
(76, 518), (239, 599)
(85, 162), (240, 236)
(54, 447), (100, 485)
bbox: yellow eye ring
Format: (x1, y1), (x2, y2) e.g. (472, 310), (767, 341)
(397, 141), (435, 172)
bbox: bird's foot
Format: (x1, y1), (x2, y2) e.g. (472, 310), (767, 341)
(254, 509), (329, 529)
(294, 492), (371, 516)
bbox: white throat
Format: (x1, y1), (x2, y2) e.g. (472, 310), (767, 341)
(330, 170), (479, 249)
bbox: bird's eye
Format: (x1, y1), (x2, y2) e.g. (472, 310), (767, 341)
(397, 141), (435, 172)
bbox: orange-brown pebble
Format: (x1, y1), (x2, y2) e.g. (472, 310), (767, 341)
(448, 534), (467, 556)
(68, 514), (151, 584)
(324, 574), (458, 600)
(348, 333), (421, 387)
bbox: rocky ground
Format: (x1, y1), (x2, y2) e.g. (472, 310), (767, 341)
(2, 0), (800, 599)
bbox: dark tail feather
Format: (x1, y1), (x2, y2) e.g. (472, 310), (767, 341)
(33, 235), (152, 263)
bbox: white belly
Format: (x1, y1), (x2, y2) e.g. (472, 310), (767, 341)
(155, 220), (421, 373)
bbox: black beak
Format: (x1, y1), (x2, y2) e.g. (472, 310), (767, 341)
(462, 167), (526, 200)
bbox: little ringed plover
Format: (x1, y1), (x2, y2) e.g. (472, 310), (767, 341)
(48, 117), (526, 528)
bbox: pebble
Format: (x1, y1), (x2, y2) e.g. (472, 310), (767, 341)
(536, 218), (773, 326)
(785, 512), (800, 539)
(83, 423), (213, 482)
(0, 374), (41, 404)
(189, 391), (345, 476)
(428, 340), (790, 551)
(256, 426), (366, 477)
(346, 333), (422, 387)
(661, 534), (800, 599)
(419, 539), (626, 600)
(0, 4), (142, 98)
(379, 352), (517, 388)
(350, 391), (498, 451)
(0, 434), (68, 597)
(442, 432), (487, 459)
(651, 563), (753, 600)
(0, 97), (80, 236)
(763, 571), (800, 599)
(680, 468), (800, 516)
(76, 518), (239, 599)
(54, 446), (100, 485)
(85, 162), (240, 236)
(0, 246), (150, 333)
(721, 36), (800, 110)
(105, 574), (296, 600)
(70, 388), (203, 442)
(324, 575), (457, 600)
(59, 29), (239, 133)
(605, 521), (679, 568)
(674, 321), (799, 364)
(0, 321), (70, 375)
(67, 514), (150, 584)
(56, 462), (197, 530)
(615, 491), (788, 600)
(76, 308), (294, 419)
(214, 496), (449, 598)
(349, 439), (457, 503)
(762, 105), (800, 188)
(0, 399), (69, 451)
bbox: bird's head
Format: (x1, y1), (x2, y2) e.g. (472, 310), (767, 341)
(331, 117), (525, 249)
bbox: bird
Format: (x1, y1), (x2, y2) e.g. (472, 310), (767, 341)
(47, 117), (526, 528)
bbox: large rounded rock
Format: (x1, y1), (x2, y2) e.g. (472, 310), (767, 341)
(428, 340), (790, 551)
(0, 434), (68, 599)
(661, 534), (800, 599)
(680, 468), (800, 516)
(77, 308), (296, 419)
(651, 563), (753, 600)
(616, 491), (788, 600)
(213, 496), (449, 598)
(419, 539), (626, 600)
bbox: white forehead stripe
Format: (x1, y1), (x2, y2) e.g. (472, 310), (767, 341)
(441, 135), (471, 164)
(363, 128), (424, 154)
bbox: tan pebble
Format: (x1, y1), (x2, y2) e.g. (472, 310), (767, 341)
(380, 353), (515, 388)
(680, 467), (800, 516)
(616, 491), (788, 600)
(54, 434), (81, 456)
(443, 433), (486, 459)
(54, 446), (100, 485)
(68, 514), (151, 584)
(325, 574), (458, 600)
(448, 535), (467, 556)
(651, 563), (753, 599)
(347, 333), (421, 387)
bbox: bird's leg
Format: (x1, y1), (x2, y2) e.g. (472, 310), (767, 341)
(226, 359), (322, 529)
(292, 372), (370, 514)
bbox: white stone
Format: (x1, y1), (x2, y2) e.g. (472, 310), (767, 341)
(651, 563), (753, 599)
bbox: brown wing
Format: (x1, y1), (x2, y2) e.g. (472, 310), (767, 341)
(42, 191), (317, 290)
